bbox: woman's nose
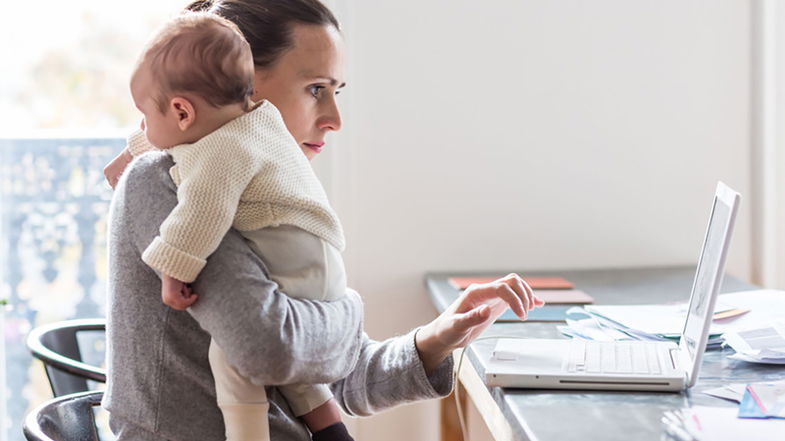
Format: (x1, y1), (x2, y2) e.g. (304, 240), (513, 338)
(317, 99), (342, 132)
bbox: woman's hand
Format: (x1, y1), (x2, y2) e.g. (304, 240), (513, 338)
(415, 273), (545, 375)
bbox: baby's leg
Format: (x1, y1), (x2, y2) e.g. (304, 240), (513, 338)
(242, 225), (346, 301)
(242, 226), (351, 439)
(209, 339), (270, 441)
(279, 384), (353, 441)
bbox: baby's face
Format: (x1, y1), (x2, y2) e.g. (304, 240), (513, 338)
(130, 65), (188, 149)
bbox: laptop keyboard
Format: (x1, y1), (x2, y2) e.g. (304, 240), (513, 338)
(566, 340), (666, 374)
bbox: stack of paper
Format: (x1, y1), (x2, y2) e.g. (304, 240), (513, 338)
(557, 306), (724, 347)
(723, 321), (785, 364)
(558, 290), (785, 348)
(558, 306), (666, 342)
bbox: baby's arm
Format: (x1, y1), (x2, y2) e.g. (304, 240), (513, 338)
(104, 129), (158, 188)
(142, 141), (259, 284)
(162, 273), (198, 310)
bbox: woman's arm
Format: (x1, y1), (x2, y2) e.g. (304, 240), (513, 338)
(121, 153), (364, 386)
(330, 330), (454, 417)
(331, 275), (542, 415)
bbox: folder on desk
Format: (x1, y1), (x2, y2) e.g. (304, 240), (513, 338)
(448, 276), (575, 290)
(496, 305), (572, 322)
(533, 289), (594, 304)
(448, 276), (593, 305)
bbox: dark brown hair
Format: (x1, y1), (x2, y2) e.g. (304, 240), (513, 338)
(186, 0), (340, 69)
(138, 12), (255, 112)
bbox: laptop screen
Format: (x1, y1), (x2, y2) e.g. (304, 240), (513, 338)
(680, 183), (739, 380)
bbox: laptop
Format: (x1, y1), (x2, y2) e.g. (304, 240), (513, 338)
(485, 181), (740, 391)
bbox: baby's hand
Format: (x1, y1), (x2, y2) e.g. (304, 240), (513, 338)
(104, 148), (133, 189)
(162, 274), (199, 310)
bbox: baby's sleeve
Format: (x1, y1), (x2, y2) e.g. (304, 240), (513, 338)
(126, 130), (158, 156)
(141, 143), (259, 282)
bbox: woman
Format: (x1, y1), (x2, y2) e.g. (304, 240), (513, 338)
(104, 1), (542, 439)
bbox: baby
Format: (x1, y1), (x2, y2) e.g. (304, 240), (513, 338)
(108, 12), (353, 441)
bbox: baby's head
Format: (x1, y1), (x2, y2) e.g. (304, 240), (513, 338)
(131, 12), (255, 148)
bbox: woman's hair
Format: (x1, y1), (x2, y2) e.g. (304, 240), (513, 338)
(185, 0), (340, 69)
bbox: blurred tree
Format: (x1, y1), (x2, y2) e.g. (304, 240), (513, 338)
(15, 12), (148, 129)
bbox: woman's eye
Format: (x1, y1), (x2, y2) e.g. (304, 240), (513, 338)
(309, 85), (325, 97)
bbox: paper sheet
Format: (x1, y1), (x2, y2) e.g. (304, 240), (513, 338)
(702, 383), (747, 402)
(724, 321), (785, 364)
(684, 406), (785, 440)
(585, 290), (785, 337)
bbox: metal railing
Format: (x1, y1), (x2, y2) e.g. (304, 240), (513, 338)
(0, 136), (125, 441)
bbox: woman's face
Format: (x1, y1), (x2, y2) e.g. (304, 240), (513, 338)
(252, 24), (345, 161)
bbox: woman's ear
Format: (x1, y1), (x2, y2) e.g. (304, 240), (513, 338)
(169, 97), (196, 131)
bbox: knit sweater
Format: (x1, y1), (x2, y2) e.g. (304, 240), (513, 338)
(132, 100), (345, 283)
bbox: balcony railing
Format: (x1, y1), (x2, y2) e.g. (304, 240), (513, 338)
(0, 135), (125, 441)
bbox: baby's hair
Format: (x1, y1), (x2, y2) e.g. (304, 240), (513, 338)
(137, 12), (255, 113)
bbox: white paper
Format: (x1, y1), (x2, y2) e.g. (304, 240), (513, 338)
(561, 306), (667, 342)
(702, 383), (747, 402)
(750, 381), (785, 418)
(684, 406), (785, 441)
(585, 290), (785, 337)
(724, 321), (785, 364)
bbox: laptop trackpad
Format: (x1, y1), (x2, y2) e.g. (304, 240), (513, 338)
(493, 339), (569, 371)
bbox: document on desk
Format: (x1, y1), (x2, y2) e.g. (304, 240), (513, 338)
(584, 290), (785, 338)
(677, 406), (785, 441)
(723, 321), (785, 364)
(746, 382), (785, 418)
(702, 383), (747, 402)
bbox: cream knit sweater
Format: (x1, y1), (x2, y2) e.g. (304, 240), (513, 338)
(130, 100), (344, 283)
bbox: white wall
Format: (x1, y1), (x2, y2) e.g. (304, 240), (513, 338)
(318, 1), (752, 439)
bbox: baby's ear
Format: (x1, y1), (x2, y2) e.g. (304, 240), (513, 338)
(169, 97), (196, 131)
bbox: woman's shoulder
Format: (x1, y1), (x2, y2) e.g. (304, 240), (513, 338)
(121, 151), (175, 193)
(111, 151), (179, 248)
(113, 151), (178, 221)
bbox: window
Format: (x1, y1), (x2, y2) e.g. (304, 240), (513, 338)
(1, 2), (187, 439)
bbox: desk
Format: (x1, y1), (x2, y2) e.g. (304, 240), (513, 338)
(426, 266), (785, 441)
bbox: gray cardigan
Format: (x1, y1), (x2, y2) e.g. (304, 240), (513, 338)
(103, 153), (454, 440)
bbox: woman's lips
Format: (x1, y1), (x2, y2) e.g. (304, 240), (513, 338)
(303, 142), (324, 154)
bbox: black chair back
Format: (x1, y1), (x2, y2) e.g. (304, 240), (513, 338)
(26, 319), (107, 397)
(23, 390), (103, 441)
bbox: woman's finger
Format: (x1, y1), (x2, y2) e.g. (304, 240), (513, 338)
(454, 304), (491, 332)
(495, 283), (526, 319)
(506, 274), (546, 309)
(533, 293), (545, 307)
(506, 275), (531, 313)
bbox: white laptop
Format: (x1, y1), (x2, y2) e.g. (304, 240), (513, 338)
(486, 182), (740, 391)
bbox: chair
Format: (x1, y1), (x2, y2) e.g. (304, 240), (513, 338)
(23, 390), (103, 441)
(26, 318), (107, 397)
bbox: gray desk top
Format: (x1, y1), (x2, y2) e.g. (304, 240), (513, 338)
(425, 266), (785, 441)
